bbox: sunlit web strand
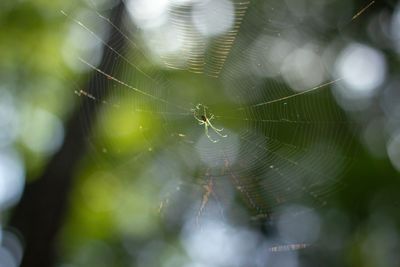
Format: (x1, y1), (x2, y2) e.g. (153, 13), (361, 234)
(134, 108), (191, 116)
(61, 10), (163, 88)
(231, 1), (376, 111)
(75, 89), (121, 108)
(92, 10), (156, 65)
(75, 90), (192, 116)
(87, 0), (143, 52)
(216, 116), (351, 125)
(162, 1), (250, 78)
(86, 0), (162, 72)
(78, 57), (190, 112)
(238, 78), (343, 110)
(352, 0), (376, 21)
(268, 243), (310, 252)
(74, 87), (352, 128)
(62, 8), (195, 113)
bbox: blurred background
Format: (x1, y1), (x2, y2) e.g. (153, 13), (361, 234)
(1, 0), (400, 266)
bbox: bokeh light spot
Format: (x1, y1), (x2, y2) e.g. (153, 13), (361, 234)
(192, 0), (234, 37)
(335, 43), (386, 98)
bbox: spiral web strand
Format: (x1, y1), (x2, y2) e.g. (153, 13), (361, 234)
(68, 0), (375, 233)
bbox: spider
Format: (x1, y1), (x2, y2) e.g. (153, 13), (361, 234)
(191, 104), (227, 143)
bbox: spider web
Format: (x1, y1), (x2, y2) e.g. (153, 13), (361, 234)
(64, 0), (373, 226)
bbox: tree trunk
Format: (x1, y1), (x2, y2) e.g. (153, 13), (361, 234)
(9, 3), (128, 267)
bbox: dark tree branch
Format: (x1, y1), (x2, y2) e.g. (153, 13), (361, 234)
(9, 3), (128, 267)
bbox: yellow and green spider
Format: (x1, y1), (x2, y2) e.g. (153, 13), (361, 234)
(191, 104), (227, 143)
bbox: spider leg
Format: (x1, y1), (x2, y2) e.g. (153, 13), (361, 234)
(203, 105), (209, 118)
(193, 112), (202, 122)
(207, 120), (227, 138)
(204, 124), (218, 143)
(215, 130), (228, 138)
(212, 126), (228, 138)
(207, 120), (225, 133)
